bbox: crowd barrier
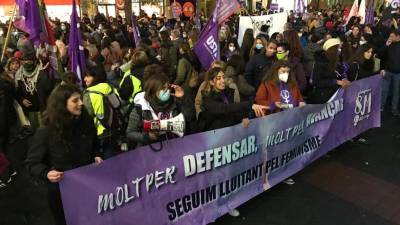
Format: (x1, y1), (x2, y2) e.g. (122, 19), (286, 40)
(60, 75), (382, 225)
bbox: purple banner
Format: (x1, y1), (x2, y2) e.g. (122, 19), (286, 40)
(68, 0), (86, 87)
(60, 75), (382, 225)
(193, 17), (219, 70)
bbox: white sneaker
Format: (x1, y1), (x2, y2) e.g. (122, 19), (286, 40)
(228, 209), (240, 217)
(283, 178), (295, 185)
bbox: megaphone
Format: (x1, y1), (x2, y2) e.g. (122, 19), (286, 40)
(143, 113), (185, 137)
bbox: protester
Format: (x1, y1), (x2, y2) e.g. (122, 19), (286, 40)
(118, 50), (147, 103)
(276, 42), (307, 91)
(346, 44), (375, 81)
(381, 29), (400, 115)
(308, 38), (351, 103)
(25, 84), (102, 225)
(126, 66), (194, 147)
(244, 39), (277, 90)
(15, 49), (58, 130)
(83, 65), (120, 158)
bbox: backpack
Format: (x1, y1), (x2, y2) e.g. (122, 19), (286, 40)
(86, 86), (129, 139)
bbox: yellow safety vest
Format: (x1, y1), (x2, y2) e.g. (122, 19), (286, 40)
(84, 83), (119, 136)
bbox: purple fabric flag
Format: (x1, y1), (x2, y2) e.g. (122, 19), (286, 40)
(193, 18), (220, 70)
(14, 0), (43, 45)
(215, 0), (241, 24)
(365, 0), (375, 25)
(296, 0), (305, 14)
(68, 0), (86, 86)
(193, 0), (240, 69)
(131, 14), (141, 47)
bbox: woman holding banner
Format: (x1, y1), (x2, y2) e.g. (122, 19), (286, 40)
(255, 60), (305, 115)
(200, 67), (267, 217)
(255, 60), (305, 185)
(25, 84), (103, 225)
(308, 38), (351, 104)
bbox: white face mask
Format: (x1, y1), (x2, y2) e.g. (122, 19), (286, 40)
(278, 72), (289, 83)
(229, 46), (236, 52)
(360, 40), (367, 45)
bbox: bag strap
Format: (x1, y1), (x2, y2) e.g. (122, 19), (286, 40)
(354, 63), (360, 81)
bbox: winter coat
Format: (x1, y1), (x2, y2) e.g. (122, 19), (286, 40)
(160, 41), (178, 80)
(25, 113), (100, 180)
(126, 92), (195, 147)
(201, 88), (251, 131)
(15, 69), (57, 113)
(244, 53), (275, 90)
(255, 80), (303, 115)
(308, 50), (340, 104)
(384, 42), (400, 73)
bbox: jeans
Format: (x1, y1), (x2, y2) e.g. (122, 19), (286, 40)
(381, 71), (400, 112)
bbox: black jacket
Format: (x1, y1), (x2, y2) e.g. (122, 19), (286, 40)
(244, 53), (275, 90)
(308, 50), (339, 104)
(0, 77), (17, 154)
(347, 61), (375, 81)
(385, 42), (400, 73)
(25, 113), (100, 180)
(16, 70), (58, 112)
(201, 88), (251, 131)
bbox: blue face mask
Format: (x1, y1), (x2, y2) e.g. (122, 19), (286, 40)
(255, 43), (264, 50)
(158, 89), (171, 102)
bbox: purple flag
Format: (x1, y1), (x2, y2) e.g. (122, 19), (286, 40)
(193, 18), (220, 70)
(14, 0), (43, 45)
(193, 0), (240, 69)
(131, 14), (141, 47)
(365, 0), (375, 25)
(296, 0), (306, 14)
(68, 0), (86, 86)
(215, 0), (241, 24)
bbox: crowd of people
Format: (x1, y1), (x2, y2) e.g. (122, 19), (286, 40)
(1, 3), (400, 225)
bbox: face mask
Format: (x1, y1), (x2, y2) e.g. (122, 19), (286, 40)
(276, 52), (287, 60)
(23, 63), (36, 72)
(360, 40), (367, 45)
(182, 33), (187, 38)
(181, 23), (184, 27)
(337, 48), (342, 55)
(229, 46), (236, 52)
(255, 43), (263, 50)
(158, 89), (171, 102)
(278, 72), (289, 83)
(61, 25), (66, 31)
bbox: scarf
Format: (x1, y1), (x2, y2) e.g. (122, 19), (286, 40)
(14, 62), (43, 95)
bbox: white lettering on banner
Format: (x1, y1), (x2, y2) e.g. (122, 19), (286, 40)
(354, 89), (372, 126)
(204, 35), (218, 59)
(265, 98), (344, 149)
(183, 136), (257, 177)
(97, 166), (176, 214)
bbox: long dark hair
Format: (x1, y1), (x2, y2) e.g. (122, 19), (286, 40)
(262, 60), (297, 88)
(42, 84), (85, 142)
(347, 44), (374, 71)
(283, 29), (304, 59)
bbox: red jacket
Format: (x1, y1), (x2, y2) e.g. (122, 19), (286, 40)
(255, 80), (304, 114)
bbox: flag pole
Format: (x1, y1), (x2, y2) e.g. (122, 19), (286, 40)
(1, 4), (17, 62)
